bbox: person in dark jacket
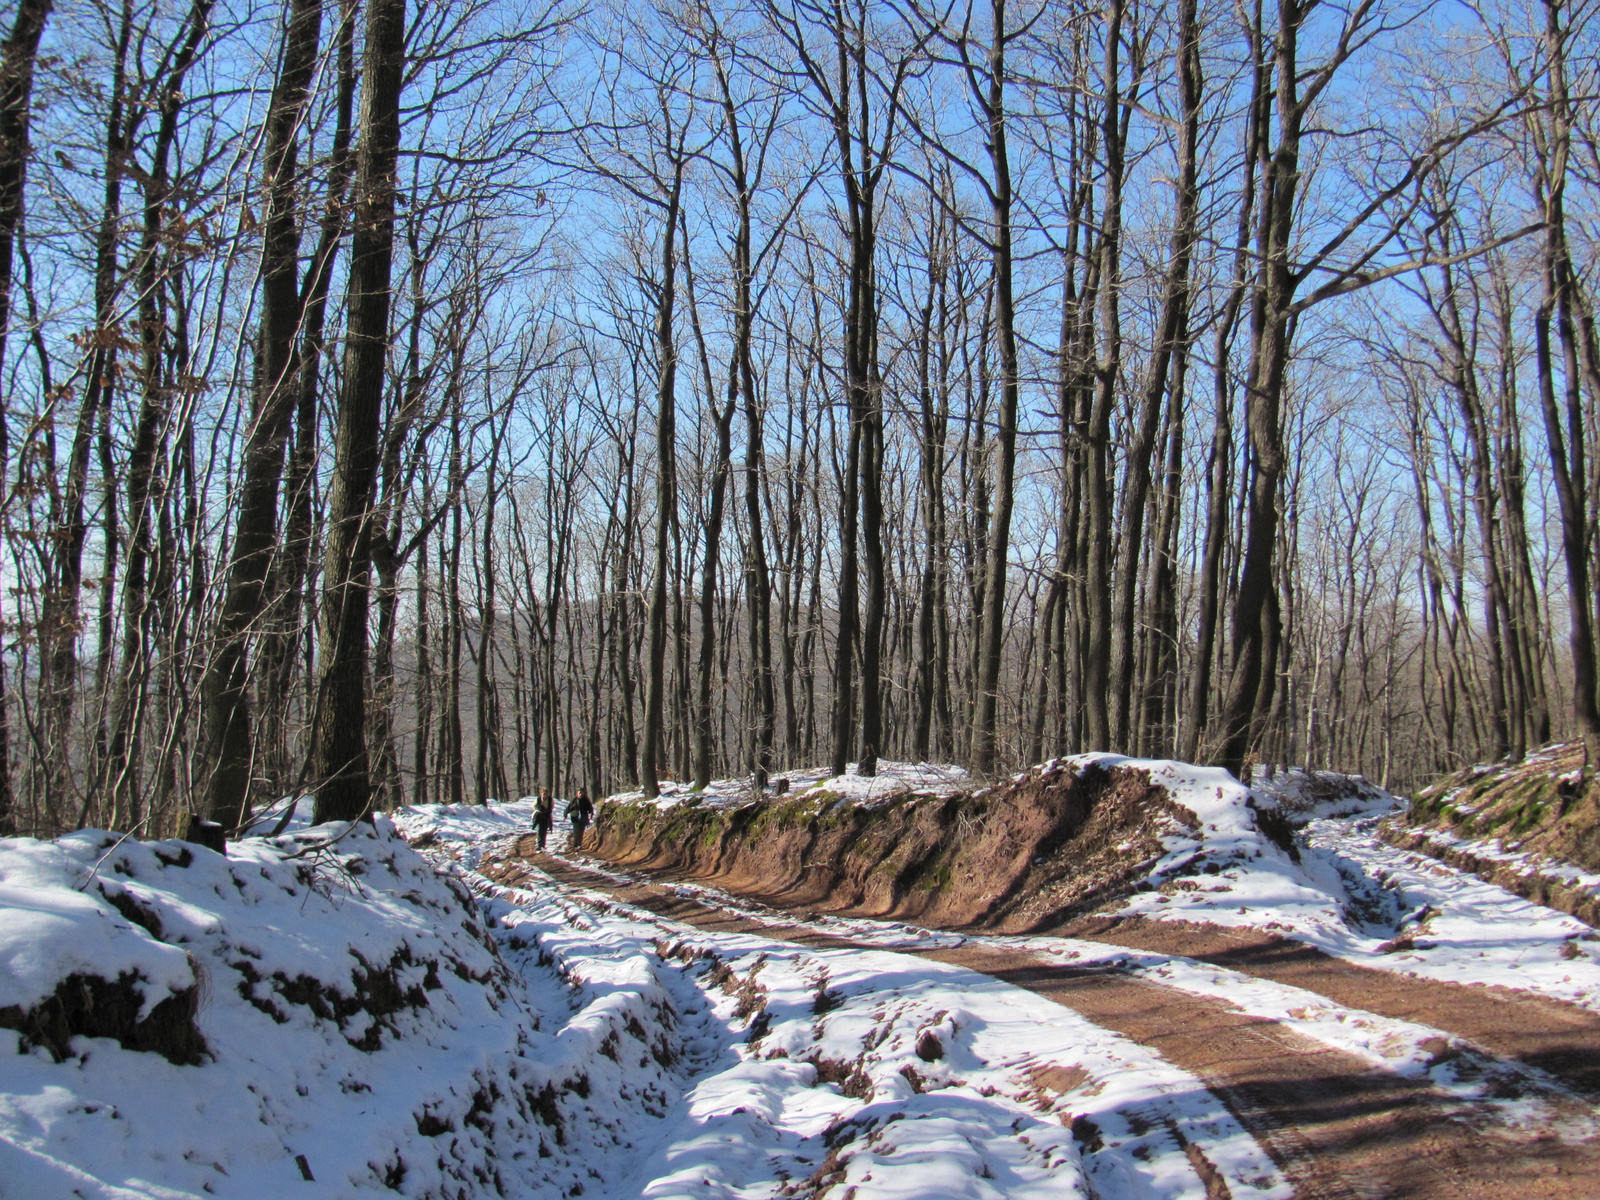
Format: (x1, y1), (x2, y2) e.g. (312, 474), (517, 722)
(531, 787), (554, 851)
(566, 788), (594, 851)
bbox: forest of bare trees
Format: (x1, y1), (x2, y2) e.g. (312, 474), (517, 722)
(0, 0), (1597, 838)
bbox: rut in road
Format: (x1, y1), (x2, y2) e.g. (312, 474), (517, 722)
(1060, 914), (1600, 1100)
(503, 844), (1600, 1200)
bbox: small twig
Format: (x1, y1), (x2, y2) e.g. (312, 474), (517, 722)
(277, 800), (374, 861)
(73, 816), (154, 891)
(234, 794), (299, 838)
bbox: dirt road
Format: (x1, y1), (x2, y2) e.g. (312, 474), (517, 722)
(1061, 915), (1600, 1100)
(499, 845), (1600, 1200)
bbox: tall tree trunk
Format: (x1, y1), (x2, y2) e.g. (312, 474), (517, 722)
(310, 0), (405, 823)
(640, 163), (684, 799)
(686, 242), (735, 792)
(203, 0), (318, 831)
(1111, 0), (1199, 751)
(1532, 0), (1600, 768)
(1182, 4), (1265, 762)
(0, 0), (51, 833)
(971, 0), (1021, 775)
(109, 0), (213, 827)
(445, 413), (465, 805)
(48, 0), (134, 827)
(830, 369), (862, 777)
(737, 244), (775, 792)
(913, 218), (946, 761)
(412, 512), (431, 806)
(1216, 0), (1303, 778)
(1083, 0), (1126, 753)
(475, 421), (505, 803)
(261, 0), (357, 796)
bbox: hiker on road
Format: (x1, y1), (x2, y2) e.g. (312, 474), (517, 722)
(566, 788), (594, 851)
(532, 787), (554, 851)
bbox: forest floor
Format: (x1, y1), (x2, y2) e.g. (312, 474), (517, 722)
(5, 759), (1600, 1198)
(499, 756), (1600, 1198)
(505, 845), (1600, 1198)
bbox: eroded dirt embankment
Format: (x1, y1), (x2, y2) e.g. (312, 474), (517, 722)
(592, 761), (1195, 932)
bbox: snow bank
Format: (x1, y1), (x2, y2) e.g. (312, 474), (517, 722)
(1249, 765), (1404, 823)
(0, 818), (718, 1198)
(0, 835), (199, 1024)
(1059, 754), (1600, 1011)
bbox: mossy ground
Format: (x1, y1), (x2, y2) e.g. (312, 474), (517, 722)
(1403, 742), (1600, 874)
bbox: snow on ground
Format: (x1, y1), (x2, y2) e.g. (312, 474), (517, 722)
(608, 760), (972, 812)
(1387, 819), (1600, 910)
(0, 816), (765, 1200)
(1249, 765), (1402, 822)
(563, 857), (1600, 1142)
(1, 799), (1288, 1200)
(466, 854), (1289, 1200)
(0, 819), (569, 1199)
(508, 754), (1600, 1180)
(1294, 814), (1600, 1009)
(9, 749), (1599, 1199)
(1057, 754), (1600, 1013)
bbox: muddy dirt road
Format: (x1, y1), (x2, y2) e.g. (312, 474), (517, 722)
(501, 845), (1600, 1200)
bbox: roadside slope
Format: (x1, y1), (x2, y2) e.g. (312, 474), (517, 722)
(593, 756), (1232, 931)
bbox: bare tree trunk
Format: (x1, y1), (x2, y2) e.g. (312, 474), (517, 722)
(1182, 6), (1264, 762)
(47, 0), (135, 827)
(1532, 0), (1600, 767)
(0, 0), (51, 833)
(971, 0), (1020, 775)
(1216, 0), (1305, 777)
(685, 238), (735, 792)
(204, 0), (319, 831)
(109, 0), (213, 829)
(412, 509), (432, 806)
(640, 161), (684, 798)
(1083, 0), (1126, 753)
(261, 0), (357, 796)
(311, 0), (405, 823)
(1112, 0), (1199, 752)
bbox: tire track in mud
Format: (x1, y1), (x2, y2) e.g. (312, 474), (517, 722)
(501, 845), (1600, 1200)
(1062, 915), (1600, 1100)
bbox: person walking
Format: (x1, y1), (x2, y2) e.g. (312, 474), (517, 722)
(565, 787), (594, 852)
(531, 787), (554, 852)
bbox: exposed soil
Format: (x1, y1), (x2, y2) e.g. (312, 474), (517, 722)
(0, 971), (207, 1066)
(593, 760), (1194, 931)
(502, 847), (1600, 1200)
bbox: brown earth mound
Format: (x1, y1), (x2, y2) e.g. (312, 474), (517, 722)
(592, 760), (1198, 932)
(1387, 742), (1600, 925)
